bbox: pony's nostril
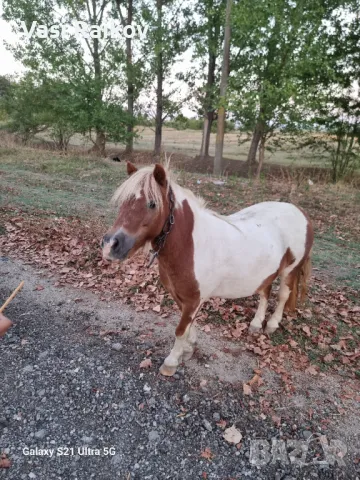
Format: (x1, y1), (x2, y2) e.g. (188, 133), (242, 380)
(112, 237), (119, 249)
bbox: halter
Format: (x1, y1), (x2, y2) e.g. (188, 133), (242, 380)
(148, 187), (175, 268)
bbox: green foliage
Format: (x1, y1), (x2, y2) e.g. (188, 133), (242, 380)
(165, 115), (204, 130)
(3, 75), (53, 143)
(228, 0), (358, 169)
(299, 95), (360, 182)
(2, 0), (140, 153)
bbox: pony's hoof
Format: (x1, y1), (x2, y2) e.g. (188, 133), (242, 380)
(159, 363), (177, 376)
(264, 324), (278, 335)
(248, 324), (262, 334)
(182, 349), (195, 362)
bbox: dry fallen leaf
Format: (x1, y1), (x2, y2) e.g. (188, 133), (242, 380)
(223, 425), (242, 444)
(272, 415), (281, 427)
(323, 353), (335, 363)
(306, 365), (318, 376)
(243, 383), (252, 395)
(216, 419), (227, 429)
(200, 447), (214, 460)
(139, 359), (152, 369)
(302, 325), (311, 337)
(0, 455), (11, 469)
(249, 374), (263, 387)
(152, 305), (161, 313)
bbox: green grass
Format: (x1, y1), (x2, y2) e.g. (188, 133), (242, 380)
(0, 148), (127, 219)
(313, 231), (360, 291)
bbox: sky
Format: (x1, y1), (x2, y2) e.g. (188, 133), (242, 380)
(0, 4), (24, 77)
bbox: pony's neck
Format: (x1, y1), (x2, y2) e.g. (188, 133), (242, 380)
(155, 184), (198, 268)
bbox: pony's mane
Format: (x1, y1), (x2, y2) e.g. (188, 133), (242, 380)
(111, 164), (207, 211)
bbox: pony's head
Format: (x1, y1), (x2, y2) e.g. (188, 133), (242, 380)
(102, 162), (171, 261)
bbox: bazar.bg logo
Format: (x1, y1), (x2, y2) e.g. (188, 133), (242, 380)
(249, 437), (347, 467)
(16, 21), (149, 40)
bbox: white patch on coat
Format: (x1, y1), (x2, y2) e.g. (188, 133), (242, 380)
(173, 192), (308, 302)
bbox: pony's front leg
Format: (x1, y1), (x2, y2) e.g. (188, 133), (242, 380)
(159, 305), (199, 377)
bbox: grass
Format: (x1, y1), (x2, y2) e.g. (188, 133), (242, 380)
(0, 148), (127, 219)
(313, 232), (360, 291)
(37, 127), (328, 167)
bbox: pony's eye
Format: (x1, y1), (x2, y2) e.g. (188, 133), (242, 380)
(148, 200), (156, 209)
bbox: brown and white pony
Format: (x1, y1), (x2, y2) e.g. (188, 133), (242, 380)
(102, 162), (313, 376)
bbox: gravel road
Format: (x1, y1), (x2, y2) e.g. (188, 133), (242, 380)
(0, 258), (359, 479)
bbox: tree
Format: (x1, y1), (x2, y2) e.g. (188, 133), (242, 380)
(3, 75), (53, 143)
(113, 0), (148, 153)
(213, 0), (232, 174)
(229, 0), (352, 173)
(3, 0), (135, 155)
(141, 0), (193, 157)
(296, 6), (360, 182)
(193, 0), (225, 159)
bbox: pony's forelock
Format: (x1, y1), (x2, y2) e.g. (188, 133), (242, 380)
(111, 166), (171, 209)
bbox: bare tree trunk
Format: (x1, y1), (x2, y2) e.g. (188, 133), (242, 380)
(200, 6), (217, 160)
(92, 0), (106, 156)
(94, 129), (106, 155)
(214, 0), (232, 175)
(154, 0), (163, 158)
(255, 135), (266, 180)
(247, 120), (263, 166)
(125, 0), (134, 154)
(200, 111), (215, 158)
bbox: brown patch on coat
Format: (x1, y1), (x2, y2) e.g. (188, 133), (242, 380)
(157, 199), (200, 337)
(285, 208), (314, 311)
(256, 247), (296, 298)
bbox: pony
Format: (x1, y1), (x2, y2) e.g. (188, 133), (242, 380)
(102, 162), (314, 376)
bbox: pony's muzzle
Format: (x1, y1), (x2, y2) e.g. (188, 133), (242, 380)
(102, 230), (135, 261)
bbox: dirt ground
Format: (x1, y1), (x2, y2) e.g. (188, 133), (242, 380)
(0, 258), (359, 479)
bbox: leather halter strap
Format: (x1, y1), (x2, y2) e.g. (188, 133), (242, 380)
(147, 187), (175, 268)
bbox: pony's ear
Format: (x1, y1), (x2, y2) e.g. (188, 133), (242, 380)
(153, 163), (167, 187)
(127, 162), (138, 176)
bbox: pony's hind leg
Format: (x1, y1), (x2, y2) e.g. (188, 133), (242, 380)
(249, 284), (272, 333)
(159, 303), (200, 376)
(265, 274), (292, 334)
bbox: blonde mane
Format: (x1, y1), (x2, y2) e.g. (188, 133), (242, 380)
(111, 164), (207, 211)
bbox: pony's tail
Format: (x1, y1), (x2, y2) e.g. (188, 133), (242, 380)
(299, 255), (312, 303)
(285, 254), (312, 312)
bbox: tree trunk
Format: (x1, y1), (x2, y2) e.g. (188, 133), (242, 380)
(247, 121), (264, 166)
(200, 111), (215, 158)
(214, 0), (232, 175)
(125, 0), (134, 154)
(92, 129), (106, 156)
(154, 0), (163, 158)
(92, 1), (106, 157)
(200, 2), (217, 160)
(255, 135), (266, 180)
